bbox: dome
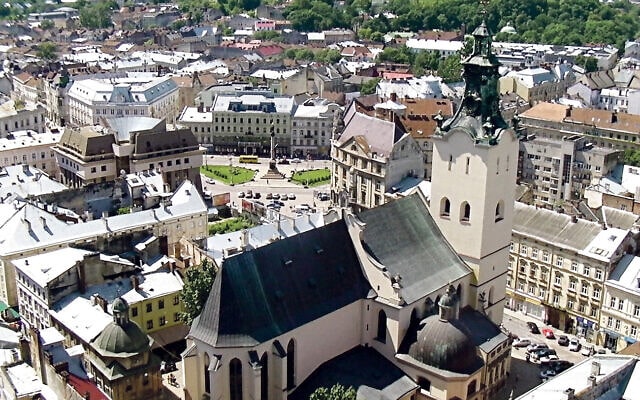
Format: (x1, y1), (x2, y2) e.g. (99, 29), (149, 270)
(112, 297), (129, 314)
(500, 23), (517, 34)
(438, 285), (458, 308)
(92, 320), (150, 357)
(408, 316), (479, 374)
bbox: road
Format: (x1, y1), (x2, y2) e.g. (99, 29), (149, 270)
(202, 155), (331, 219)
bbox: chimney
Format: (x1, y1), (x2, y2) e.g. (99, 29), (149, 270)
(131, 275), (140, 290)
(240, 229), (249, 249)
(611, 111), (618, 123)
(564, 388), (575, 400)
(587, 375), (597, 388)
(22, 218), (32, 232)
(591, 361), (601, 376)
(40, 216), (47, 230)
(571, 215), (578, 223)
(565, 105), (573, 118)
(198, 102), (204, 112)
(76, 261), (86, 294)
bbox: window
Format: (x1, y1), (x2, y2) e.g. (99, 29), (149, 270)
(581, 283), (589, 295)
(571, 262), (578, 272)
(448, 155), (453, 171)
(230, 358), (243, 400)
(159, 299), (164, 309)
(287, 340), (295, 389)
(101, 165), (107, 172)
(595, 269), (603, 280)
(567, 298), (574, 309)
(553, 293), (560, 304)
(569, 280), (576, 291)
(174, 312), (180, 322)
(460, 202), (471, 222)
(260, 353), (269, 400)
(593, 287), (601, 299)
(555, 273), (562, 285)
(520, 245), (528, 256)
(590, 307), (597, 318)
(634, 305), (640, 317)
(495, 201), (504, 222)
(615, 319), (621, 330)
(510, 242), (514, 252)
(146, 303), (152, 312)
(618, 299), (624, 311)
(440, 198), (451, 217)
(607, 317), (613, 327)
(147, 320), (153, 329)
(377, 310), (387, 343)
(539, 288), (545, 298)
(579, 303), (586, 313)
(131, 307), (138, 317)
(631, 325), (637, 337)
(583, 265), (590, 277)
(532, 248), (539, 258)
(542, 251), (550, 262)
(610, 296), (617, 308)
(173, 295), (179, 305)
(555, 256), (563, 267)
(528, 285), (535, 294)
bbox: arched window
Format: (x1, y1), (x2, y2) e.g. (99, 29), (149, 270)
(286, 340), (295, 389)
(204, 353), (211, 394)
(487, 286), (494, 306)
(495, 200), (504, 222)
(467, 380), (477, 396)
(456, 284), (462, 303)
(434, 296), (441, 315)
(448, 155), (453, 171)
(460, 202), (471, 222)
(260, 353), (269, 400)
(376, 310), (387, 343)
(424, 298), (435, 317)
(229, 358), (243, 400)
(440, 198), (451, 217)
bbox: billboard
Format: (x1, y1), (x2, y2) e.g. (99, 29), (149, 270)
(212, 192), (231, 207)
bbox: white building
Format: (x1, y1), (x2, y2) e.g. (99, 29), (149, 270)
(0, 130), (61, 176)
(291, 100), (340, 158)
(0, 100), (46, 138)
(405, 38), (463, 58)
(66, 75), (179, 126)
(376, 75), (446, 100)
(0, 164), (66, 203)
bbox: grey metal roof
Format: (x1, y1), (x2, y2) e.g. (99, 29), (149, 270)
(288, 346), (418, 400)
(600, 206), (639, 230)
(357, 193), (471, 304)
(188, 220), (370, 347)
(513, 202), (603, 252)
(339, 111), (405, 156)
(105, 117), (164, 143)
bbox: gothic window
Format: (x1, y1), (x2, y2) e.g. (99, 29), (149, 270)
(260, 353), (269, 400)
(376, 310), (387, 343)
(460, 202), (471, 222)
(230, 358), (243, 400)
(495, 200), (504, 222)
(440, 198), (451, 217)
(448, 155), (453, 171)
(286, 340), (295, 389)
(204, 353), (211, 394)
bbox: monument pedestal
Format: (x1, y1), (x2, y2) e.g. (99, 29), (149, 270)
(262, 159), (285, 180)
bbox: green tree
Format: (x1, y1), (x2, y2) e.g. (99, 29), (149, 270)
(438, 53), (462, 84)
(180, 260), (217, 324)
(623, 149), (640, 167)
(39, 19), (55, 30)
(310, 384), (356, 400)
(575, 55), (598, 72)
(36, 42), (58, 61)
(360, 77), (380, 95)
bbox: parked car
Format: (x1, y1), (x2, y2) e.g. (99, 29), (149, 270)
(526, 343), (549, 353)
(542, 328), (555, 339)
(205, 178), (216, 184)
(549, 360), (574, 372)
(539, 354), (560, 365)
(513, 338), (532, 348)
(278, 159), (290, 164)
(557, 335), (570, 346)
(266, 193), (273, 200)
(238, 191), (245, 198)
(280, 193), (289, 200)
(318, 193), (330, 201)
(254, 192), (261, 199)
(288, 193), (296, 200)
(539, 369), (557, 380)
(272, 193), (281, 200)
(581, 346), (594, 356)
(527, 322), (540, 334)
(531, 348), (556, 360)
(568, 339), (581, 352)
(291, 158), (301, 163)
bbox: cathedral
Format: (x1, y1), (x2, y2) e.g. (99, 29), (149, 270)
(181, 18), (519, 400)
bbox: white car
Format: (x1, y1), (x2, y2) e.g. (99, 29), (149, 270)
(526, 343), (548, 353)
(539, 354), (559, 364)
(581, 346), (594, 356)
(568, 339), (581, 352)
(513, 338), (532, 348)
(205, 178), (216, 184)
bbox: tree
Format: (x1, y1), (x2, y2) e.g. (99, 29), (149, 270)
(360, 77), (380, 95)
(40, 20), (55, 30)
(438, 53), (462, 84)
(36, 42), (58, 61)
(623, 149), (640, 167)
(310, 384), (356, 400)
(180, 259), (217, 324)
(575, 55), (598, 72)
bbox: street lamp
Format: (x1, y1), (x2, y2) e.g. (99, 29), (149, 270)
(229, 157), (233, 185)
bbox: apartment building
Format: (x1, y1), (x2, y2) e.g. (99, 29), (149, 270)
(519, 134), (621, 208)
(498, 65), (574, 105)
(601, 254), (640, 352)
(0, 130), (61, 175)
(331, 98), (423, 211)
(520, 102), (640, 151)
(53, 117), (203, 190)
(291, 100), (341, 158)
(0, 100), (46, 138)
(178, 93), (295, 156)
(66, 75), (179, 126)
(507, 202), (634, 343)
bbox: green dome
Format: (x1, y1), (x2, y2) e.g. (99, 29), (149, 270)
(408, 316), (479, 374)
(92, 320), (150, 356)
(112, 297), (129, 314)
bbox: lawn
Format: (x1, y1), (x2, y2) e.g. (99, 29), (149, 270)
(201, 165), (256, 185)
(208, 217), (257, 235)
(291, 168), (331, 187)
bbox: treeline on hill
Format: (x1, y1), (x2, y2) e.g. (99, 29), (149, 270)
(4, 0), (640, 50)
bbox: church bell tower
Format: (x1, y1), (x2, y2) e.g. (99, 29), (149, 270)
(429, 9), (519, 325)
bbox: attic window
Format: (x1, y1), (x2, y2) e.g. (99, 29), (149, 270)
(609, 235), (617, 241)
(282, 258), (293, 267)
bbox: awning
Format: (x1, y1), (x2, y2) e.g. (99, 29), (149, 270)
(0, 301), (19, 321)
(625, 336), (637, 344)
(603, 329), (621, 338)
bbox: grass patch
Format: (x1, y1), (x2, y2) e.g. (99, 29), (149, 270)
(291, 168), (331, 187)
(208, 217), (257, 235)
(201, 165), (256, 185)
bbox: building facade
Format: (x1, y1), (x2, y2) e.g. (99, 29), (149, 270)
(507, 202), (634, 342)
(0, 100), (46, 138)
(0, 130), (61, 176)
(291, 101), (340, 158)
(66, 75), (179, 127)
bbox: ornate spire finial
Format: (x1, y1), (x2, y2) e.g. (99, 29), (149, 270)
(479, 0), (489, 16)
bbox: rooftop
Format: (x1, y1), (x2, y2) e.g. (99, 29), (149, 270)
(13, 247), (94, 288)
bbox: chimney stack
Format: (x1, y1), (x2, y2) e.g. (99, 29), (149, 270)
(40, 216), (47, 230)
(611, 111), (618, 123)
(571, 215), (578, 223)
(591, 361), (601, 376)
(565, 105), (573, 118)
(587, 375), (597, 388)
(131, 275), (140, 290)
(564, 388), (575, 400)
(22, 218), (32, 232)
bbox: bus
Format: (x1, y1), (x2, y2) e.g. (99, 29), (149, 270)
(239, 155), (259, 164)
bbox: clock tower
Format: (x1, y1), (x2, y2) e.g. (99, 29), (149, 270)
(430, 14), (519, 324)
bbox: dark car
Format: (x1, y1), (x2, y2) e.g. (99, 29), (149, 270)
(548, 360), (574, 373)
(557, 335), (570, 346)
(531, 348), (556, 361)
(527, 322), (540, 334)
